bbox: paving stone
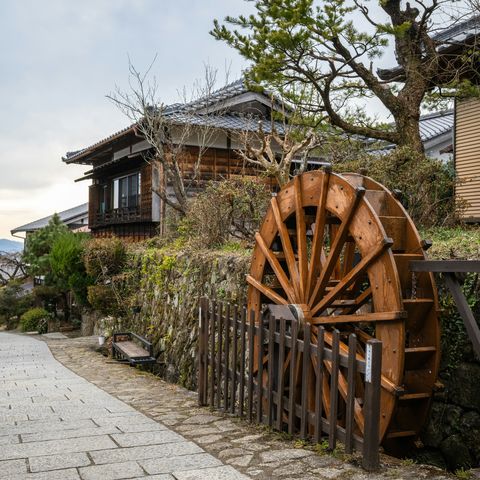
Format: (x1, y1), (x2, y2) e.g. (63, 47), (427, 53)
(140, 453), (222, 474)
(3, 419), (96, 436)
(0, 434), (117, 460)
(111, 430), (185, 447)
(172, 465), (250, 479)
(22, 426), (120, 443)
(0, 435), (19, 445)
(89, 441), (202, 464)
(260, 448), (313, 463)
(79, 461), (144, 480)
(0, 459), (27, 477)
(29, 451), (91, 472)
(7, 468), (80, 480)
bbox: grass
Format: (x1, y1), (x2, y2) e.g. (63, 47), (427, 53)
(455, 468), (472, 480)
(421, 225), (480, 260)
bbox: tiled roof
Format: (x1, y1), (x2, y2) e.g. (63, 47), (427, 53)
(418, 110), (453, 142)
(11, 203), (89, 235)
(64, 77), (286, 164)
(433, 15), (480, 44)
(369, 110), (453, 154)
(377, 15), (480, 81)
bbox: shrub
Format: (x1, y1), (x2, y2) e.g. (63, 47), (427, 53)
(0, 282), (34, 329)
(333, 147), (457, 227)
(20, 307), (49, 333)
(84, 238), (127, 279)
(179, 178), (270, 248)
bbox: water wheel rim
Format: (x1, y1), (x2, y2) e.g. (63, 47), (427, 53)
(248, 170), (404, 440)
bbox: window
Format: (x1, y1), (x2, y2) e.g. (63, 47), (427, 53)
(113, 172), (141, 209)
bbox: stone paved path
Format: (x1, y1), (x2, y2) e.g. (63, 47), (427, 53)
(0, 332), (249, 479)
(40, 335), (456, 480)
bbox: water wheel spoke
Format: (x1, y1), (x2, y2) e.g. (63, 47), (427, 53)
(294, 176), (308, 301)
(271, 196), (301, 301)
(342, 241), (356, 277)
(306, 169), (330, 297)
(246, 275), (288, 305)
(309, 188), (365, 308)
(311, 238), (392, 316)
(254, 233), (297, 304)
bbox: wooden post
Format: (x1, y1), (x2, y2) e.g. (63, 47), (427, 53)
(231, 305), (239, 414)
(267, 315), (275, 427)
(256, 316), (265, 424)
(216, 303), (223, 409)
(209, 301), (217, 408)
(300, 323), (311, 439)
(198, 297), (208, 406)
(288, 319), (298, 435)
(224, 303), (230, 411)
(363, 339), (382, 471)
(276, 317), (286, 431)
(328, 329), (340, 450)
(239, 307), (247, 417)
(247, 310), (255, 423)
(314, 327), (324, 443)
(345, 334), (357, 453)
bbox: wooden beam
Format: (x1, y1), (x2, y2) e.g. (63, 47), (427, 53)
(312, 311), (407, 325)
(409, 260), (480, 273)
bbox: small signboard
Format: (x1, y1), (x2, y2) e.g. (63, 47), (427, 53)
(365, 343), (372, 383)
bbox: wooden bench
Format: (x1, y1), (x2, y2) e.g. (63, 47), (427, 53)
(111, 332), (156, 367)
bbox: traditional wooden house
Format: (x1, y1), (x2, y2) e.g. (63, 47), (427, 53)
(378, 15), (480, 221)
(63, 80), (287, 240)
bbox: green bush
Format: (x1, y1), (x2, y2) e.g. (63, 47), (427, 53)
(84, 238), (127, 279)
(333, 147), (457, 227)
(0, 282), (34, 330)
(87, 285), (121, 316)
(20, 307), (49, 333)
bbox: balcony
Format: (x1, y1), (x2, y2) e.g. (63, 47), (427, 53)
(93, 206), (146, 227)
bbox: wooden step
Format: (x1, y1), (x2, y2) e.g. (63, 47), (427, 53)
(403, 298), (434, 331)
(404, 346), (437, 370)
(379, 216), (407, 251)
(399, 392), (431, 401)
(365, 190), (390, 216)
(386, 430), (416, 439)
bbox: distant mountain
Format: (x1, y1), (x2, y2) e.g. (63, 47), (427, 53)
(0, 239), (23, 253)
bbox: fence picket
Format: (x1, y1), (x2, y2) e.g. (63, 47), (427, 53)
(345, 334), (357, 454)
(209, 301), (216, 408)
(328, 329), (340, 450)
(314, 326), (324, 443)
(224, 303), (230, 411)
(239, 307), (246, 417)
(231, 305), (238, 414)
(267, 315), (275, 427)
(256, 317), (265, 424)
(288, 319), (298, 435)
(216, 302), (223, 409)
(247, 311), (255, 422)
(276, 317), (286, 431)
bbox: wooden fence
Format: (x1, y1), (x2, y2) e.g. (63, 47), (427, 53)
(198, 298), (382, 471)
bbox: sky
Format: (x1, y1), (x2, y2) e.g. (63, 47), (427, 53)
(0, 0), (253, 240)
(0, 1), (468, 241)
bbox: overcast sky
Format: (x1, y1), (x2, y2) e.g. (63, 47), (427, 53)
(0, 1), (466, 241)
(0, 0), (255, 240)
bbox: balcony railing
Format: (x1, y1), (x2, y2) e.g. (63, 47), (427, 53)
(93, 206), (144, 227)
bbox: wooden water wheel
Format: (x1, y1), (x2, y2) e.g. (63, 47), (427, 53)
(247, 169), (440, 452)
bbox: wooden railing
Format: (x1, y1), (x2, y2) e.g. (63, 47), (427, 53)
(93, 206), (143, 226)
(198, 298), (382, 470)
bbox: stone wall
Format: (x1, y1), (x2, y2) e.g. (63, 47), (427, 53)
(125, 247), (250, 390)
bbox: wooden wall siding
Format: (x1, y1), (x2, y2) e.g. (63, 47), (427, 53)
(140, 163), (153, 219)
(88, 184), (100, 226)
(456, 98), (480, 220)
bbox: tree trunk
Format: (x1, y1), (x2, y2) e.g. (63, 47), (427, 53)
(394, 110), (425, 156)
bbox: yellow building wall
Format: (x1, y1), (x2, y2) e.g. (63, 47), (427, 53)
(456, 98), (480, 220)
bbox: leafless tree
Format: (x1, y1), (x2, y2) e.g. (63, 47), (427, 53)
(236, 119), (323, 187)
(108, 59), (230, 215)
(0, 252), (26, 286)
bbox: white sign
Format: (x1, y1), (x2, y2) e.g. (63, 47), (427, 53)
(365, 343), (372, 383)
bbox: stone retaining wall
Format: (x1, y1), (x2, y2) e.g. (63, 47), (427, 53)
(82, 246), (479, 470)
